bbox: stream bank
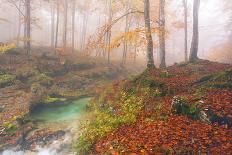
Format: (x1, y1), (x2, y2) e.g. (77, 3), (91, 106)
(0, 48), (142, 151)
(2, 97), (92, 155)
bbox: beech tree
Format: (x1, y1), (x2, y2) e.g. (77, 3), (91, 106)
(62, 0), (68, 50)
(159, 0), (166, 68)
(72, 0), (76, 52)
(55, 0), (60, 49)
(50, 1), (55, 48)
(144, 0), (155, 68)
(25, 0), (31, 54)
(183, 0), (188, 62)
(189, 0), (200, 62)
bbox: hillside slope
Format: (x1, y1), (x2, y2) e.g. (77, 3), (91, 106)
(0, 48), (141, 150)
(77, 60), (232, 154)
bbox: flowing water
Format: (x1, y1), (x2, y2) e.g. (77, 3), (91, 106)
(2, 97), (91, 155)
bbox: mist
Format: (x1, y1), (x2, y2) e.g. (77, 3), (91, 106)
(0, 0), (232, 154)
(0, 0), (231, 65)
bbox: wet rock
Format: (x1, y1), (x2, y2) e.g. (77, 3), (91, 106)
(20, 130), (66, 150)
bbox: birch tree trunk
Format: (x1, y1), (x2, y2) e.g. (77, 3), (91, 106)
(159, 0), (166, 68)
(144, 0), (155, 69)
(189, 0), (200, 62)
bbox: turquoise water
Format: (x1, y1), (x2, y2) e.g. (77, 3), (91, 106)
(31, 98), (90, 123)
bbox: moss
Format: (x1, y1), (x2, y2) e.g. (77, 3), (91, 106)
(171, 96), (204, 120)
(75, 92), (143, 153)
(29, 73), (53, 87)
(0, 74), (16, 88)
(159, 70), (174, 78)
(3, 121), (17, 132)
(15, 66), (39, 81)
(43, 96), (66, 104)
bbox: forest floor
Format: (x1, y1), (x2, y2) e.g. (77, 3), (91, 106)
(0, 47), (142, 151)
(77, 60), (232, 155)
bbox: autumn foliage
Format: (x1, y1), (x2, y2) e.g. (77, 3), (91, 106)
(78, 60), (232, 154)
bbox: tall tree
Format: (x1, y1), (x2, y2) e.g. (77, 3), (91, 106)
(55, 0), (60, 50)
(16, 0), (22, 46)
(189, 0), (200, 62)
(50, 1), (55, 48)
(159, 0), (166, 68)
(122, 0), (130, 66)
(25, 0), (31, 54)
(62, 0), (68, 50)
(183, 0), (188, 62)
(107, 0), (112, 64)
(72, 0), (76, 52)
(144, 0), (155, 68)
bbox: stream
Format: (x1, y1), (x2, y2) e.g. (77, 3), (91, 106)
(2, 97), (91, 155)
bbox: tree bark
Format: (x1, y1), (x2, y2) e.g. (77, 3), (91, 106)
(51, 2), (55, 48)
(122, 0), (130, 66)
(189, 0), (200, 62)
(16, 0), (22, 46)
(144, 0), (155, 69)
(55, 0), (60, 50)
(183, 0), (188, 62)
(25, 0), (31, 54)
(159, 0), (166, 68)
(62, 0), (68, 50)
(107, 0), (112, 64)
(72, 0), (76, 52)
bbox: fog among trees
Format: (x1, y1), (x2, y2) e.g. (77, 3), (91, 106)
(0, 0), (232, 154)
(0, 0), (231, 65)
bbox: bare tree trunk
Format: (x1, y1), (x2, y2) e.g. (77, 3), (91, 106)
(63, 0), (68, 50)
(25, 0), (31, 54)
(144, 0), (155, 69)
(134, 21), (139, 63)
(16, 0), (22, 46)
(51, 2), (55, 48)
(122, 0), (129, 66)
(159, 0), (166, 68)
(189, 0), (200, 62)
(183, 0), (188, 62)
(80, 14), (88, 51)
(55, 0), (60, 50)
(107, 0), (112, 64)
(82, 14), (88, 51)
(72, 0), (76, 52)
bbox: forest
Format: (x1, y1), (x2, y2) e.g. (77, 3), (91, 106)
(0, 0), (231, 155)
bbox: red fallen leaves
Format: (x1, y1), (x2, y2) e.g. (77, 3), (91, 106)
(95, 116), (232, 155)
(203, 88), (232, 119)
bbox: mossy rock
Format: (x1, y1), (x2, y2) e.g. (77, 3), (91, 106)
(28, 73), (53, 87)
(15, 66), (39, 81)
(0, 74), (16, 88)
(43, 96), (66, 104)
(171, 96), (209, 122)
